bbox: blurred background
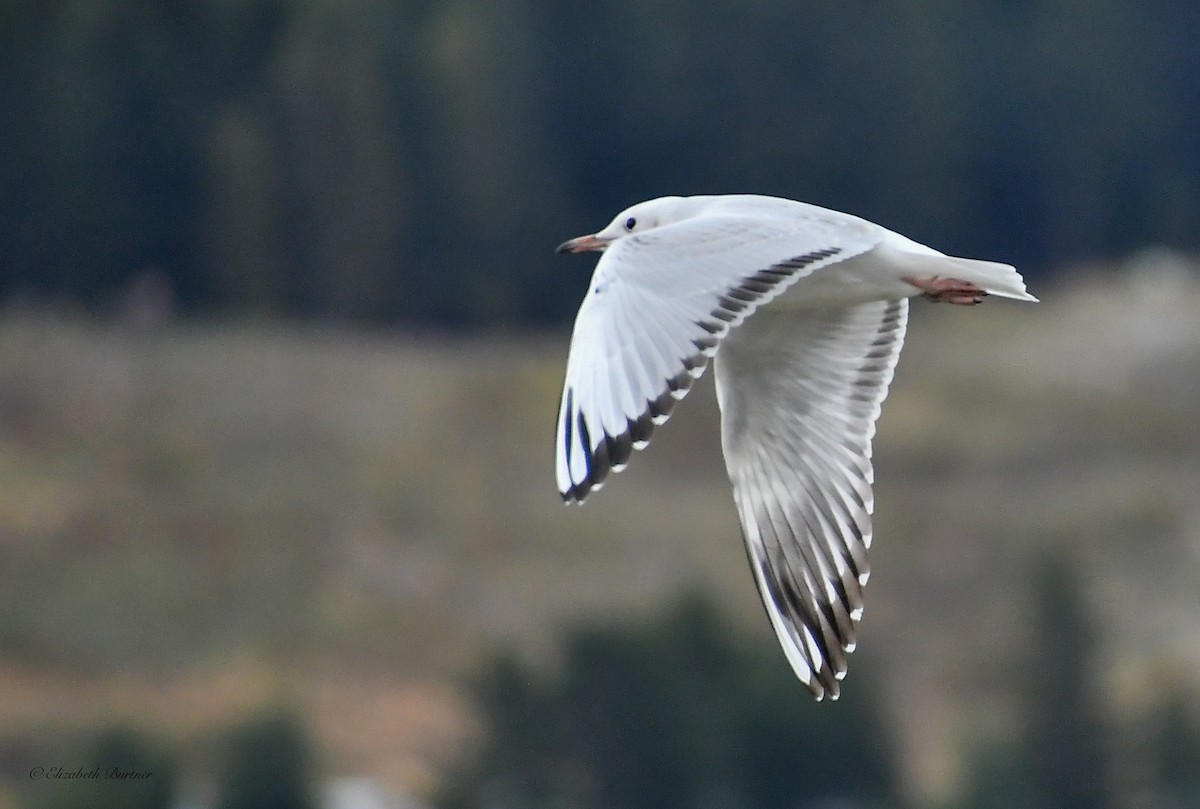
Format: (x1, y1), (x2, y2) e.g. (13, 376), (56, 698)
(1, 1), (1199, 808)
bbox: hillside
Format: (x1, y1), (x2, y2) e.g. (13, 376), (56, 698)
(0, 255), (1198, 804)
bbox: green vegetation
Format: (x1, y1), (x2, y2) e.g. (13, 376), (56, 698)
(15, 713), (320, 809)
(442, 576), (1200, 809)
(951, 553), (1111, 809)
(438, 593), (904, 809)
(4, 0), (1200, 324)
(217, 712), (318, 809)
(28, 727), (175, 809)
(1019, 552), (1111, 809)
(1148, 686), (1200, 807)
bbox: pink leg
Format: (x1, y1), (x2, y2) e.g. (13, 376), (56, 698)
(902, 275), (989, 305)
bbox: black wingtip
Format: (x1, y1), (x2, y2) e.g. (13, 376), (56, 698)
(562, 480), (592, 504)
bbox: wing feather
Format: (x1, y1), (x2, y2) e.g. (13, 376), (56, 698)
(714, 297), (908, 699)
(555, 212), (880, 502)
(756, 447), (853, 675)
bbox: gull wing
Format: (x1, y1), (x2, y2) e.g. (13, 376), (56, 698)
(714, 297), (908, 699)
(555, 209), (880, 502)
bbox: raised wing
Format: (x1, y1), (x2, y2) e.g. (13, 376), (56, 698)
(714, 297), (908, 700)
(555, 210), (880, 502)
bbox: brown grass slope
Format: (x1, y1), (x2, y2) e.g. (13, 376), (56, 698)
(0, 254), (1198, 800)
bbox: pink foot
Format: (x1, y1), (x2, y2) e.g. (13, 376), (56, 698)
(902, 275), (988, 305)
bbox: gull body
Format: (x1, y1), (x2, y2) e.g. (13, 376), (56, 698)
(554, 194), (1036, 700)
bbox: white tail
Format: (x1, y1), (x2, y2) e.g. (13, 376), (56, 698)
(936, 256), (1039, 302)
(876, 235), (1038, 303)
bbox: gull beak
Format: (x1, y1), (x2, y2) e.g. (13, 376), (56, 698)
(555, 233), (608, 254)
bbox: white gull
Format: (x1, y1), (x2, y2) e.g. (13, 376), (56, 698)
(554, 194), (1037, 700)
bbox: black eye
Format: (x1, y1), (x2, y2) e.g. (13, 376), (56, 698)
(624, 217), (637, 230)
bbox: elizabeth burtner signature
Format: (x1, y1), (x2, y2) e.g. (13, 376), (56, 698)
(29, 766), (152, 780)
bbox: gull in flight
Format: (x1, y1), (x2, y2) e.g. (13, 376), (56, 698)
(554, 194), (1036, 700)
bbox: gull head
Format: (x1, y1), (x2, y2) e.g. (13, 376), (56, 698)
(555, 196), (689, 254)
